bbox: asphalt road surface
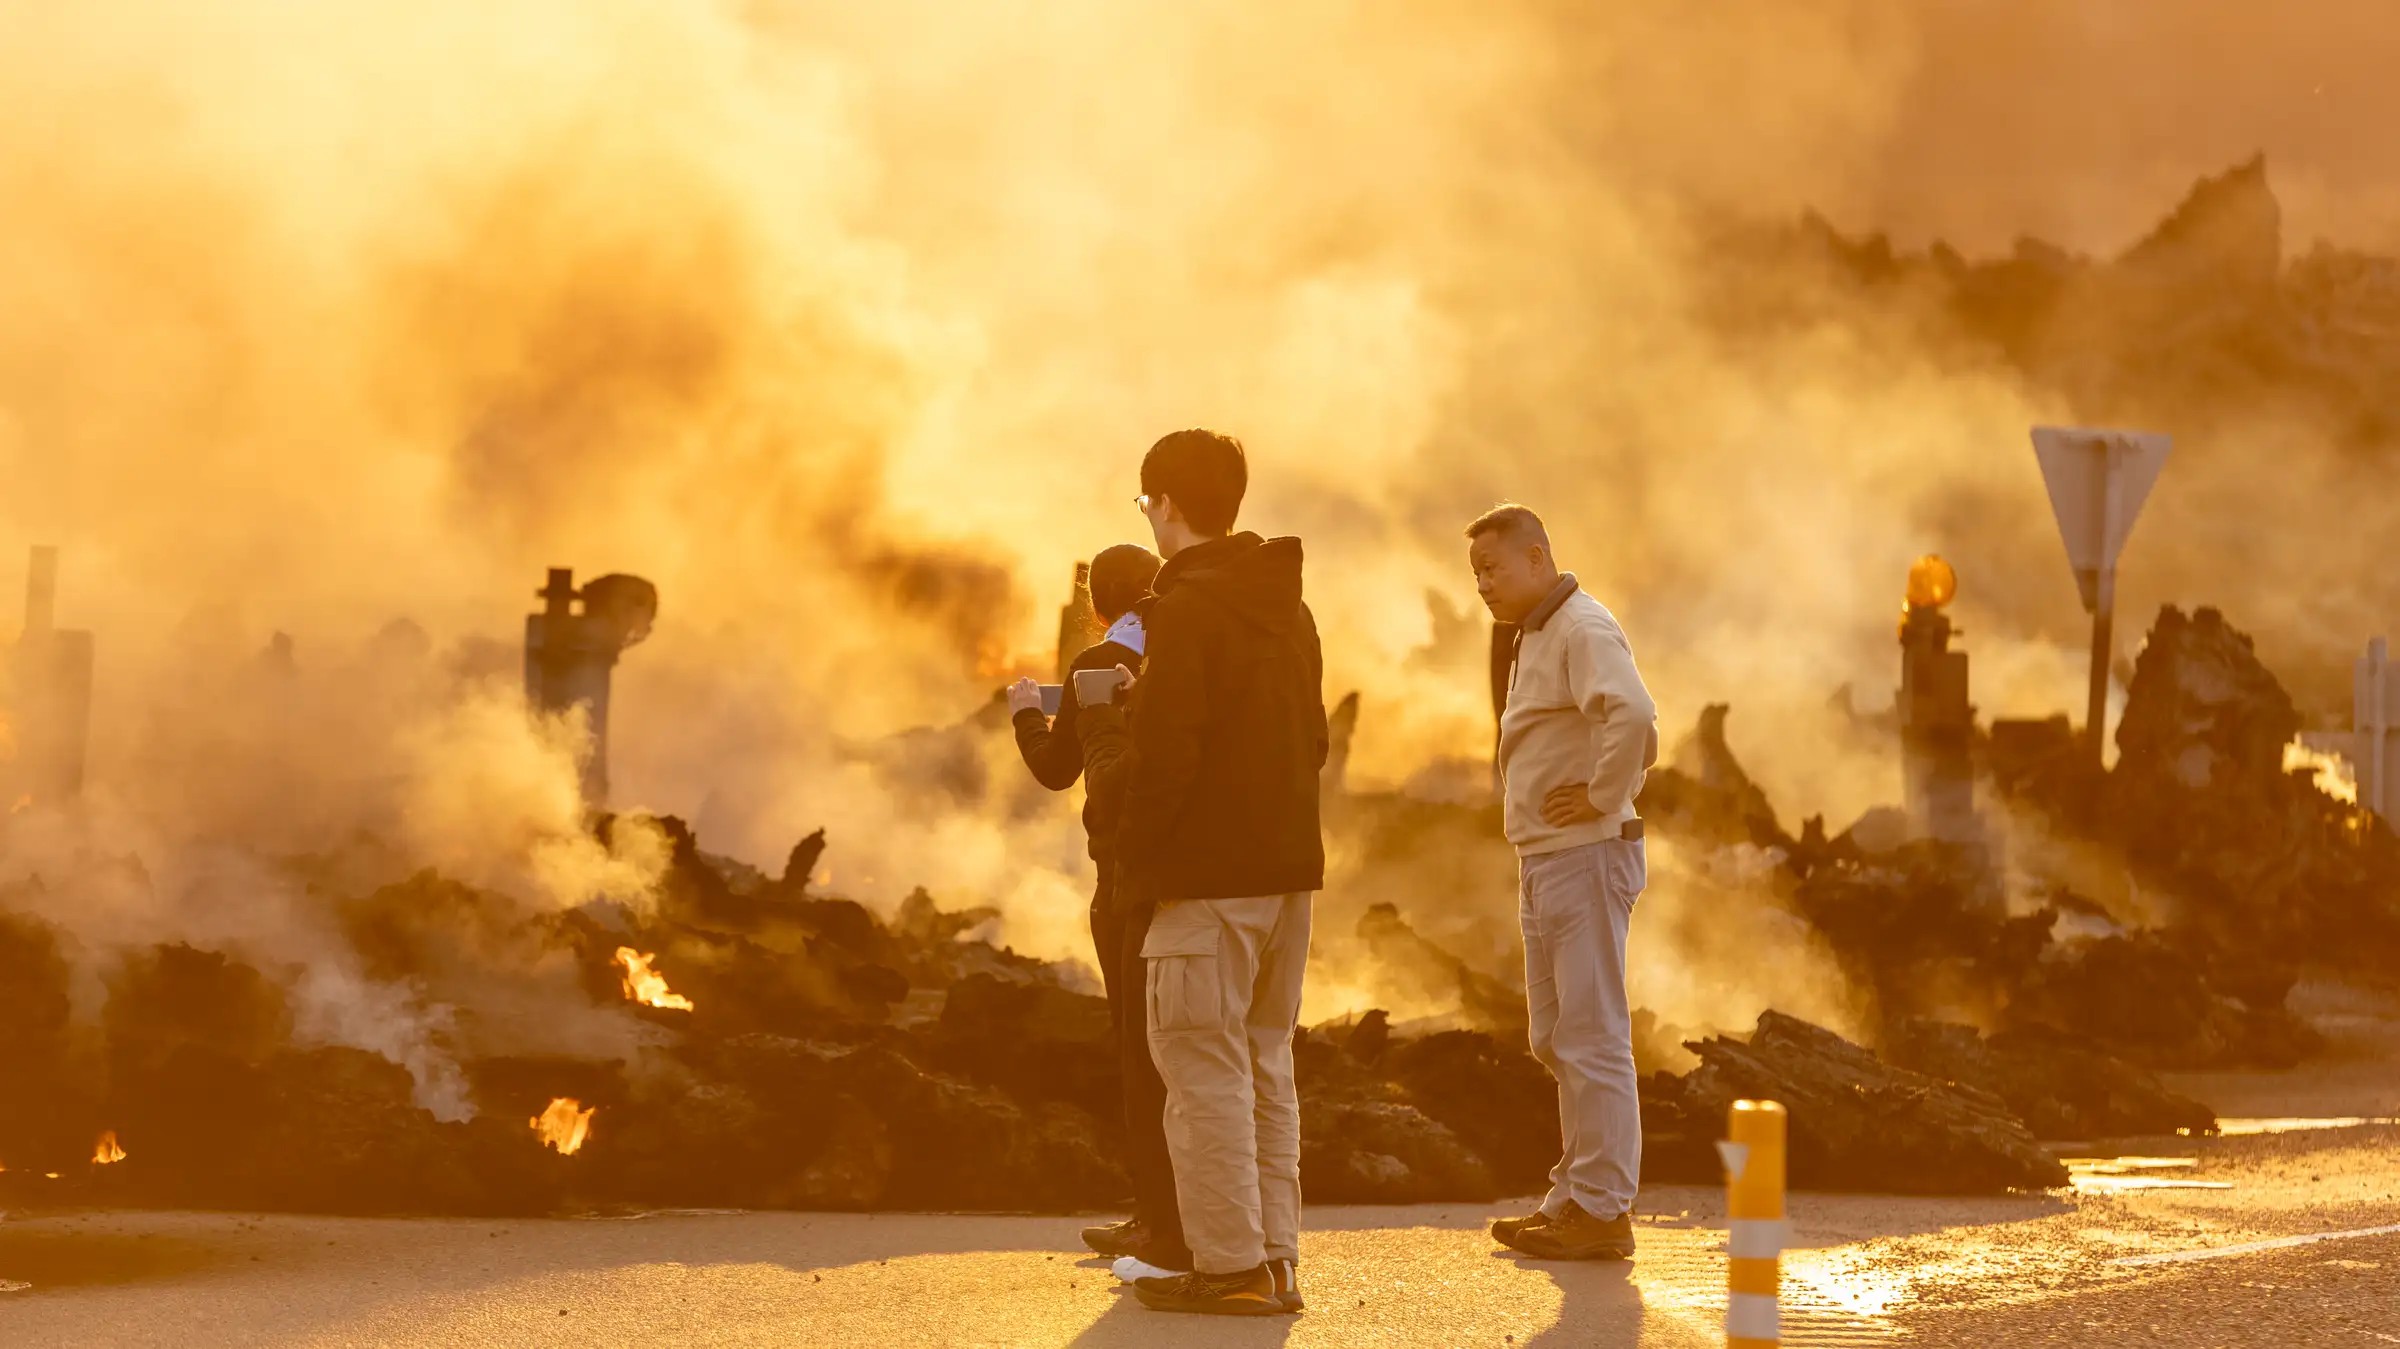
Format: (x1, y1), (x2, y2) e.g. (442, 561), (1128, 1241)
(2, 1118), (2394, 1348)
(6, 1009), (2395, 1347)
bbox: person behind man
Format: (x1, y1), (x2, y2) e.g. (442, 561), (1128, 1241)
(1467, 503), (1657, 1262)
(1111, 429), (1325, 1316)
(1003, 543), (1189, 1274)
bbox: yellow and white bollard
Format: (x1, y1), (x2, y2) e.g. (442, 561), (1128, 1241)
(1719, 1099), (1787, 1347)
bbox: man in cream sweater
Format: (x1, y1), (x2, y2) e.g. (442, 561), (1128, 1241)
(1467, 503), (1657, 1261)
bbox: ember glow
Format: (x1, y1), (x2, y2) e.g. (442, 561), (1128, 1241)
(614, 947), (694, 1011)
(531, 1098), (594, 1156)
(91, 1131), (126, 1165)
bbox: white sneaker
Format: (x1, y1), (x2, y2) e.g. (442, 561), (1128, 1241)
(1112, 1254), (1182, 1284)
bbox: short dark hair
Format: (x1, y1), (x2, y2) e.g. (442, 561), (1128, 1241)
(1088, 543), (1161, 621)
(1140, 429), (1247, 537)
(1464, 502), (1549, 549)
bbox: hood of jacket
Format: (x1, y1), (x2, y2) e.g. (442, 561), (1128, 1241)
(1153, 532), (1306, 635)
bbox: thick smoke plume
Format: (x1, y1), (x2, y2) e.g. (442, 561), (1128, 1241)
(6, 2), (2397, 1100)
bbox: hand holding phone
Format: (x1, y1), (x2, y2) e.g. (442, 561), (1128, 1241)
(1007, 677), (1045, 716)
(1075, 664), (1134, 708)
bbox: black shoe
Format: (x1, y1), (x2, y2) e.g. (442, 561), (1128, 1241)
(1505, 1201), (1636, 1261)
(1490, 1208), (1553, 1244)
(1268, 1258), (1303, 1313)
(1126, 1234), (1193, 1274)
(1134, 1266), (1283, 1316)
(1081, 1218), (1142, 1257)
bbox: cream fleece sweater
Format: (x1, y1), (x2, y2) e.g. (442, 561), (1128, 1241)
(1498, 578), (1658, 856)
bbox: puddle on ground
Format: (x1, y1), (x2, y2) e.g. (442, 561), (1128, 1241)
(2064, 1156), (2233, 1194)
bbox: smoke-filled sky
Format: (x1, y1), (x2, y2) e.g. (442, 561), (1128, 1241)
(6, 2), (2398, 1000)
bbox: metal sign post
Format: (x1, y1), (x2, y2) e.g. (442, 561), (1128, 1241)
(2031, 427), (2171, 766)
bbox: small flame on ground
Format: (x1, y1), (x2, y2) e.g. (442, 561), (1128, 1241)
(614, 947), (694, 1011)
(2283, 738), (2359, 804)
(532, 1098), (594, 1155)
(92, 1131), (126, 1165)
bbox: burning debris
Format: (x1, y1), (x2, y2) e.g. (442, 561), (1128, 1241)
(614, 948), (694, 1012)
(0, 587), (2384, 1217)
(532, 1099), (594, 1156)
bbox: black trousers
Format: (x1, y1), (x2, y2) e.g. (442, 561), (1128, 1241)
(1092, 872), (1188, 1265)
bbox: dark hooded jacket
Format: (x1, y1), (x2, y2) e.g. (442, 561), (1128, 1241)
(1112, 532), (1327, 901)
(1012, 634), (1144, 864)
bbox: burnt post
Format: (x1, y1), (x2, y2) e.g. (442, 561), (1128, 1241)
(1898, 556), (1975, 842)
(2355, 638), (2399, 820)
(524, 567), (658, 808)
(9, 547), (95, 806)
(1054, 561), (1097, 683)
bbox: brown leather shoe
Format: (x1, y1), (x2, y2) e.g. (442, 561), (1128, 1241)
(1505, 1201), (1635, 1260)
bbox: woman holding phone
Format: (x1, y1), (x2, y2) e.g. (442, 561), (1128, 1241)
(1005, 543), (1189, 1277)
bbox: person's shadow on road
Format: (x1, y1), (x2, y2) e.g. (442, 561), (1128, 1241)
(1505, 1252), (1643, 1347)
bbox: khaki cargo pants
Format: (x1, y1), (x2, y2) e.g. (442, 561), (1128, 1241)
(1142, 893), (1313, 1276)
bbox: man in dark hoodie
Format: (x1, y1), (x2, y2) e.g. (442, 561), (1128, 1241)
(1103, 429), (1326, 1317)
(1003, 542), (1189, 1274)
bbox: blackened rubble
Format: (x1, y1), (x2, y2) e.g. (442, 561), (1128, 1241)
(5, 590), (2394, 1213)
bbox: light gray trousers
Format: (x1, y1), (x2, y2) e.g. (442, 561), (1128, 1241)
(1518, 838), (1644, 1220)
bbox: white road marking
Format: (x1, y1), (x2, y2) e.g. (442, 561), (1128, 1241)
(2113, 1223), (2400, 1267)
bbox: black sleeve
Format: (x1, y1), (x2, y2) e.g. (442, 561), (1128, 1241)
(1303, 602), (1329, 771)
(1079, 701), (1133, 843)
(1011, 696), (1085, 792)
(1115, 599), (1208, 886)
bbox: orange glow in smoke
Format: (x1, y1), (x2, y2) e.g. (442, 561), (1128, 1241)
(92, 1131), (126, 1165)
(614, 947), (694, 1011)
(531, 1098), (594, 1155)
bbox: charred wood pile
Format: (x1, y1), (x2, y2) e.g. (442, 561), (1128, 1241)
(3, 597), (2391, 1214)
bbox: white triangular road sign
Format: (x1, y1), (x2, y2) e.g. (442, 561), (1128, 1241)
(1717, 1140), (1750, 1181)
(2031, 426), (2171, 612)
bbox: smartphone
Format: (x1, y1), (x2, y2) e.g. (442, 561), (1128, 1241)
(1037, 684), (1064, 717)
(1073, 666), (1129, 708)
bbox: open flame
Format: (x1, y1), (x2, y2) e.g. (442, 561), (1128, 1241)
(2283, 738), (2359, 805)
(614, 946), (694, 1011)
(531, 1097), (594, 1155)
(92, 1131), (126, 1165)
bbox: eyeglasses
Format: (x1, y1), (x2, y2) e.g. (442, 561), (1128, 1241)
(1134, 494), (1156, 513)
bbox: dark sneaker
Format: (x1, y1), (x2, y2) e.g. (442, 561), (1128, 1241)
(1490, 1208), (1554, 1244)
(1081, 1219), (1142, 1257)
(1505, 1201), (1636, 1261)
(1268, 1257), (1303, 1312)
(1134, 1266), (1283, 1316)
